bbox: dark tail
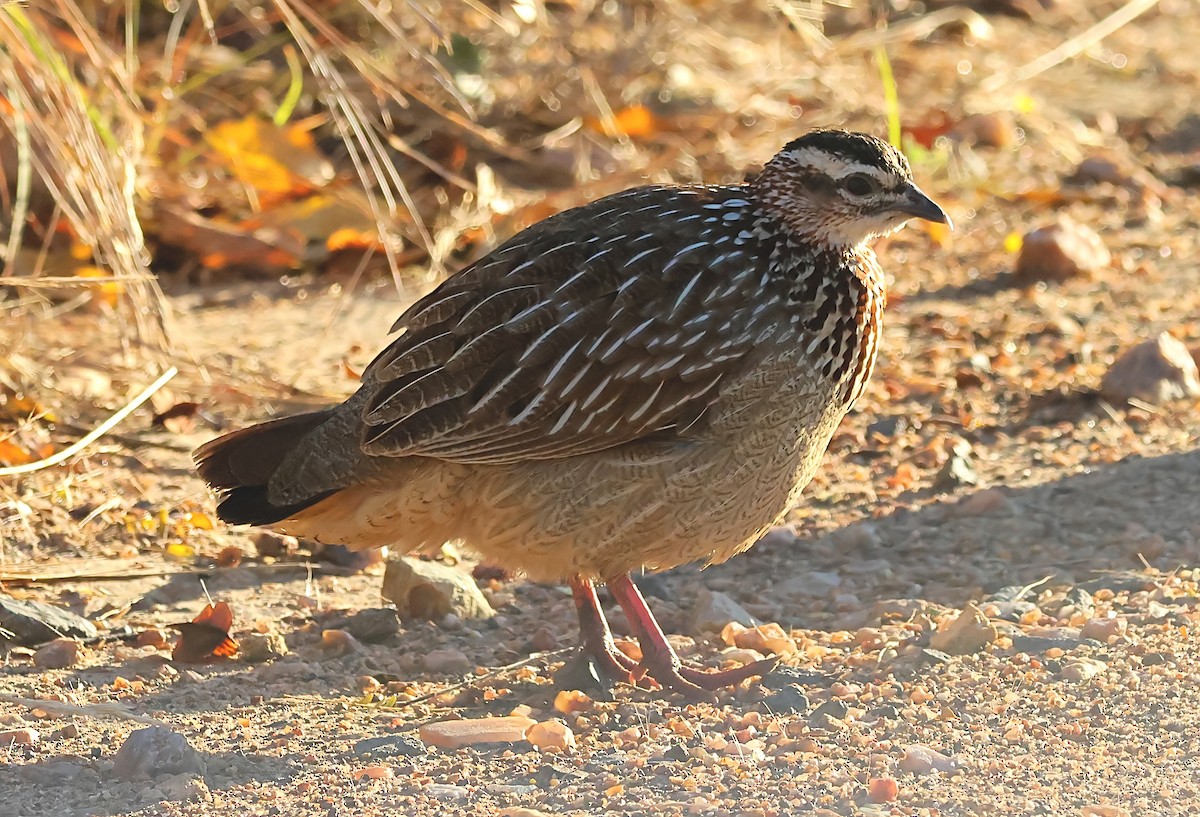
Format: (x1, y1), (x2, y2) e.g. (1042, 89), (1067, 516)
(194, 411), (338, 526)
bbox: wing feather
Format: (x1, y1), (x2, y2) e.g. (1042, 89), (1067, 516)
(356, 186), (785, 464)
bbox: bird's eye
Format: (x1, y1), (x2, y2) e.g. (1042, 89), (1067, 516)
(842, 174), (878, 197)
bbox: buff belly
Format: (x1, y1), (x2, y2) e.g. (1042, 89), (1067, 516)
(280, 372), (849, 583)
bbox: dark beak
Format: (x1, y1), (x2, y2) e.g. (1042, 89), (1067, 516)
(894, 182), (952, 228)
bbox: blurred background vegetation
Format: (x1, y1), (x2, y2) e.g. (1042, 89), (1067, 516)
(0, 0), (1061, 351)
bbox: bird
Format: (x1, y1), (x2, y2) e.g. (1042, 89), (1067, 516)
(195, 129), (949, 699)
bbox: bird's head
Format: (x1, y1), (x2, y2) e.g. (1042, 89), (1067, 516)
(751, 129), (950, 248)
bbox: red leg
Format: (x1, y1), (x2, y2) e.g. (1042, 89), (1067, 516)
(607, 573), (780, 700)
(561, 576), (637, 688)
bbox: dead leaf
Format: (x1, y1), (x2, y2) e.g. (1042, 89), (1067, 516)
(171, 601), (238, 663)
(206, 116), (334, 198)
(0, 438), (33, 466)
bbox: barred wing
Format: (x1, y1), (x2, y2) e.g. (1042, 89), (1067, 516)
(359, 187), (777, 465)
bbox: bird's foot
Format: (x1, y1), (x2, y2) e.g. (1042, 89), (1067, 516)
(608, 573), (780, 701)
(555, 639), (639, 695)
(562, 575), (640, 694)
(632, 645), (781, 701)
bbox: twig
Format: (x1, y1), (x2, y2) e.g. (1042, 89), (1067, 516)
(0, 694), (168, 726)
(358, 647), (575, 711)
(0, 366), (177, 476)
(981, 0), (1162, 92)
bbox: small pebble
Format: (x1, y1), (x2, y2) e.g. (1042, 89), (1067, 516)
(1081, 806), (1132, 817)
(526, 719), (575, 752)
(240, 632), (289, 663)
(1100, 332), (1200, 405)
(1014, 216), (1109, 283)
(33, 638), (80, 669)
(427, 783), (469, 800)
(929, 603), (997, 655)
(320, 628), (361, 655)
(898, 744), (960, 775)
(381, 557), (495, 621)
(422, 647), (473, 675)
(335, 607), (401, 643)
(720, 622), (797, 656)
(689, 588), (755, 633)
(112, 727), (207, 780)
(419, 716), (535, 750)
(553, 690), (593, 715)
(150, 773), (211, 803)
(136, 628), (170, 649)
(0, 728), (39, 747)
(951, 112), (1016, 148)
(867, 776), (900, 803)
(1061, 657), (1106, 682)
(1080, 615), (1126, 642)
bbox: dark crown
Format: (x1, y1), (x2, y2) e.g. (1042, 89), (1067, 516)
(779, 129), (912, 179)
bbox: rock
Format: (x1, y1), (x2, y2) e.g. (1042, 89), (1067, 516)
(381, 557), (495, 621)
(553, 690), (593, 715)
(240, 632), (289, 663)
(0, 595), (97, 646)
(1081, 807), (1131, 817)
(136, 628), (170, 649)
(867, 776), (900, 804)
(720, 646), (767, 666)
(929, 603), (997, 655)
(353, 734), (426, 759)
(948, 488), (1015, 517)
(1100, 332), (1200, 405)
(898, 744), (960, 775)
(320, 629), (361, 655)
(951, 112), (1016, 148)
(256, 658), (317, 682)
(0, 728), (39, 746)
(427, 783), (470, 799)
(783, 571), (842, 598)
(526, 719), (575, 751)
(422, 647), (473, 675)
(689, 589), (755, 634)
(334, 607), (401, 643)
(1080, 615), (1127, 642)
(808, 700), (849, 729)
(720, 621), (796, 657)
(112, 727), (207, 780)
(766, 685), (810, 715)
(1014, 216), (1110, 284)
(1061, 657), (1106, 682)
(33, 638), (80, 669)
(419, 716), (536, 750)
(150, 773), (212, 804)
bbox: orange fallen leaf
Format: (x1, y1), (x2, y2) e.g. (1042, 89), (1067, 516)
(206, 116), (333, 198)
(75, 266), (123, 308)
(171, 601), (238, 663)
(0, 438), (33, 466)
(586, 104), (658, 139)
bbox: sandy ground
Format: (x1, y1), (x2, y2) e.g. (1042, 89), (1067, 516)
(4, 3), (1200, 816)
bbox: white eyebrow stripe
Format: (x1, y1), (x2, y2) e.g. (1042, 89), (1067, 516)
(779, 147), (895, 181)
